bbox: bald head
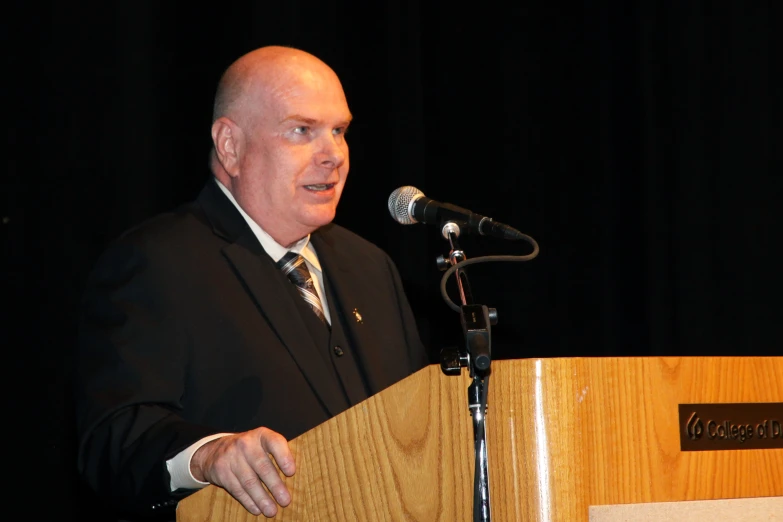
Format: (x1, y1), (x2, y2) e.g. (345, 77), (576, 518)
(212, 46), (342, 125)
(208, 45), (353, 246)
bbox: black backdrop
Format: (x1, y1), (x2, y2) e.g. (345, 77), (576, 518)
(4, 1), (781, 520)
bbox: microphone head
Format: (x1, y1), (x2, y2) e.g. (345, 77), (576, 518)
(387, 186), (424, 225)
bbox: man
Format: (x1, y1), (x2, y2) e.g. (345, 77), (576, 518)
(75, 45), (429, 521)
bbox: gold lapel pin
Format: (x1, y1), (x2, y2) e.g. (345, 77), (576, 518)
(352, 308), (363, 324)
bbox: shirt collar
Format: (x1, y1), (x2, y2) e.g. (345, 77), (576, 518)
(213, 178), (322, 273)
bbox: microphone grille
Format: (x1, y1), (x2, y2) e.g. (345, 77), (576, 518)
(387, 186), (424, 225)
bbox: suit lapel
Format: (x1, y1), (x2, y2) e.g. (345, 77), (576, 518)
(197, 180), (346, 417)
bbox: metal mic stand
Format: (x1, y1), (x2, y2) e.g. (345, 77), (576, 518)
(437, 222), (497, 522)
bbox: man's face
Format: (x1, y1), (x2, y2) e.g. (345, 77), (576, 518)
(234, 66), (352, 246)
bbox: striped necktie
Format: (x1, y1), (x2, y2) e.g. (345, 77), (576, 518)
(277, 251), (328, 326)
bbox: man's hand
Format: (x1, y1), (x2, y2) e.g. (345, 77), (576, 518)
(191, 427), (296, 518)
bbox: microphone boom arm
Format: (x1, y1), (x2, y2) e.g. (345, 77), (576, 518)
(436, 221), (493, 522)
(389, 184), (540, 522)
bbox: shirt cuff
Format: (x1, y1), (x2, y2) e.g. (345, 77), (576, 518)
(166, 433), (233, 491)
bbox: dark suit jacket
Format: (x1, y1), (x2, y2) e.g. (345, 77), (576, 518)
(75, 179), (429, 520)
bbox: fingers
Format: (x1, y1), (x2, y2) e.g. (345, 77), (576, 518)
(195, 427), (295, 518)
(260, 428), (297, 478)
(250, 429), (296, 508)
(217, 465), (266, 516)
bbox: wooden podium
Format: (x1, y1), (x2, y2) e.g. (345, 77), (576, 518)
(177, 357), (783, 521)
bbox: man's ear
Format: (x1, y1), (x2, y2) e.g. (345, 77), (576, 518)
(211, 117), (242, 177)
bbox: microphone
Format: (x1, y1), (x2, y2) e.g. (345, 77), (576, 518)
(387, 186), (525, 240)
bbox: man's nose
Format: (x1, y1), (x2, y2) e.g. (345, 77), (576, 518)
(316, 134), (347, 169)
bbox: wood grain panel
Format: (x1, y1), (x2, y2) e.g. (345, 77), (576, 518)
(178, 357), (783, 522)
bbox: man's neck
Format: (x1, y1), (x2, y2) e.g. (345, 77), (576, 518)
(212, 177), (311, 258)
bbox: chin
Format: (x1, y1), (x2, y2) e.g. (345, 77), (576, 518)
(303, 210), (337, 230)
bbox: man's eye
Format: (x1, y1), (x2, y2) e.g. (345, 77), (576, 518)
(294, 126), (309, 135)
(333, 126), (349, 136)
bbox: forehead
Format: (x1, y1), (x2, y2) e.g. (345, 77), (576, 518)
(264, 67), (352, 124)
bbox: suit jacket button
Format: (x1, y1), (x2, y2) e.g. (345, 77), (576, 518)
(333, 345), (344, 356)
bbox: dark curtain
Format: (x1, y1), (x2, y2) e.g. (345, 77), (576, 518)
(4, 1), (781, 520)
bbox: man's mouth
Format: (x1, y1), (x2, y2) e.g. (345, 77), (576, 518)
(304, 184), (336, 191)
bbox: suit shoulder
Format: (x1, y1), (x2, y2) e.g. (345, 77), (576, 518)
(88, 201), (215, 279)
(112, 201), (210, 250)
